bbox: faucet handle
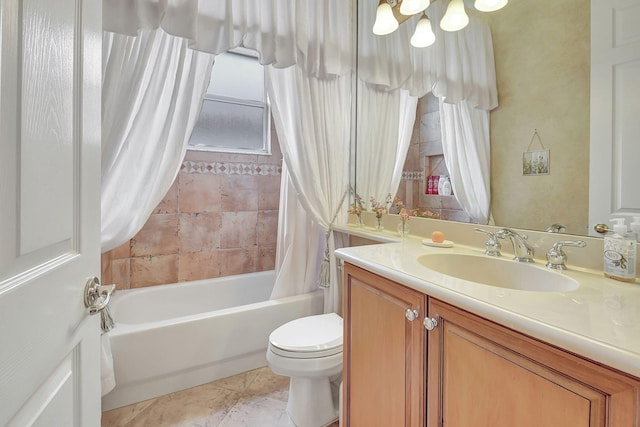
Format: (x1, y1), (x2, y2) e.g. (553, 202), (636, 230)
(475, 228), (501, 257)
(546, 240), (587, 270)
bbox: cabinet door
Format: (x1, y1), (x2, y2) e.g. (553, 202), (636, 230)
(427, 299), (640, 427)
(343, 263), (427, 427)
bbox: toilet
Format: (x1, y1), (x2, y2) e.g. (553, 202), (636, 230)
(267, 312), (343, 427)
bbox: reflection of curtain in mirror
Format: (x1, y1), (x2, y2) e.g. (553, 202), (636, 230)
(356, 82), (417, 206)
(356, 0), (497, 223)
(439, 99), (491, 224)
(433, 3), (496, 225)
(392, 93), (420, 197)
(357, 0), (497, 105)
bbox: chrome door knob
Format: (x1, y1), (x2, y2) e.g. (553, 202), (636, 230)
(405, 308), (419, 321)
(84, 276), (116, 315)
(423, 317), (438, 331)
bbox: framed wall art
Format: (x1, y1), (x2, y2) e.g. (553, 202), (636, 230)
(523, 129), (550, 176)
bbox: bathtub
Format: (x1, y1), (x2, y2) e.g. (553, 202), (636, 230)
(101, 270), (324, 411)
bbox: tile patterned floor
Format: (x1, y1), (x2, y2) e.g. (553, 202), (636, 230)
(101, 367), (340, 427)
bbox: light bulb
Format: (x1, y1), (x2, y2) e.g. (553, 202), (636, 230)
(410, 15), (436, 47)
(400, 0), (430, 16)
(440, 0), (469, 32)
(474, 0), (508, 12)
(373, 1), (399, 35)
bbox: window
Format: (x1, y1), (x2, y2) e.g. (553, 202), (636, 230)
(189, 48), (271, 155)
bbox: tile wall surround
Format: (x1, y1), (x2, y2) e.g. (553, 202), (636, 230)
(101, 135), (283, 290)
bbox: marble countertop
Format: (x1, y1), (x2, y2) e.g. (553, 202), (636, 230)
(334, 229), (640, 378)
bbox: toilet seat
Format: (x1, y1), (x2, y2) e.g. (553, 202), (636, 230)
(269, 313), (343, 359)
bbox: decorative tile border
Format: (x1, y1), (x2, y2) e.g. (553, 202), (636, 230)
(182, 160), (282, 176)
(183, 162), (418, 180)
(402, 171), (424, 180)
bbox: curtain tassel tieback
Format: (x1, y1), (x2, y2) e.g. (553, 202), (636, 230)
(318, 236), (331, 289)
(100, 306), (116, 334)
(319, 187), (350, 289)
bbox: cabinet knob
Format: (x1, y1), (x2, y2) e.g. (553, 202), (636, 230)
(423, 317), (439, 331)
(405, 308), (419, 321)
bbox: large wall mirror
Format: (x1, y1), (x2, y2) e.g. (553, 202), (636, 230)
(354, 0), (591, 236)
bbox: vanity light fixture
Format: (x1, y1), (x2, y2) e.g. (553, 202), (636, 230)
(373, 0), (507, 46)
(410, 14), (436, 47)
(373, 0), (400, 35)
(440, 0), (469, 31)
(474, 0), (508, 12)
(400, 0), (430, 15)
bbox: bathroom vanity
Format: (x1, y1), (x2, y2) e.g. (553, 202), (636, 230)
(336, 232), (640, 427)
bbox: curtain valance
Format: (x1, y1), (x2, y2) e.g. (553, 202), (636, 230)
(103, 0), (353, 78)
(104, 0), (497, 106)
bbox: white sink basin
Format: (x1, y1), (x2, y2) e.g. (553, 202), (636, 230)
(417, 253), (578, 292)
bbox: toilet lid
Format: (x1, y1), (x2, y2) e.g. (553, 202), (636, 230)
(269, 313), (343, 358)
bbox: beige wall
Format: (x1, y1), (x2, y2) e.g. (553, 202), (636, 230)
(101, 126), (282, 290)
(486, 0), (590, 234)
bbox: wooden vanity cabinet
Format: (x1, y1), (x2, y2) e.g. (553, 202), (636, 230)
(427, 298), (640, 427)
(343, 263), (640, 427)
(343, 263), (427, 427)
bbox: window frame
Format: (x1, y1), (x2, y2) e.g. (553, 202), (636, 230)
(188, 49), (272, 156)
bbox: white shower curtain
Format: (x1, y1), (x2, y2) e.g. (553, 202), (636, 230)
(271, 164), (324, 300)
(102, 0), (354, 310)
(101, 29), (214, 252)
(267, 64), (351, 313)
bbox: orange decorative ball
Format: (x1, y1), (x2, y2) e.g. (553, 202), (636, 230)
(431, 231), (446, 243)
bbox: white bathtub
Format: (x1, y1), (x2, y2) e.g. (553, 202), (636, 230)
(101, 270), (324, 411)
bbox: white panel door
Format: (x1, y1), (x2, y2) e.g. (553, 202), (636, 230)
(589, 0), (640, 235)
(0, 0), (102, 425)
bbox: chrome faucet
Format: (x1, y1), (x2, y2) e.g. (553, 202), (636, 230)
(545, 240), (587, 270)
(495, 228), (535, 263)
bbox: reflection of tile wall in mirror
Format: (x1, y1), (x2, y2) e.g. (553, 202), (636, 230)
(426, 155), (447, 178)
(396, 93), (471, 223)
